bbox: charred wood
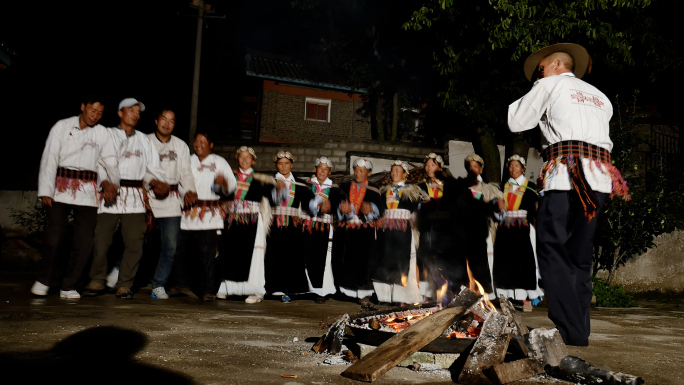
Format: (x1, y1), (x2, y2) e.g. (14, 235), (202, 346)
(312, 313), (350, 354)
(484, 358), (544, 384)
(546, 355), (644, 385)
(458, 312), (512, 385)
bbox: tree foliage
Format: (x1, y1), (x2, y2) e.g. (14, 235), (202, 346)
(593, 93), (683, 285)
(402, 0), (655, 182)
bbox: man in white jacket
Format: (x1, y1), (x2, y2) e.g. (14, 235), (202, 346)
(146, 108), (197, 299)
(33, 95), (118, 299)
(508, 43), (628, 346)
(84, 98), (169, 299)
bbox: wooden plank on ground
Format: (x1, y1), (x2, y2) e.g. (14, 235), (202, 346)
(458, 312), (512, 384)
(341, 289), (480, 382)
(485, 358), (544, 384)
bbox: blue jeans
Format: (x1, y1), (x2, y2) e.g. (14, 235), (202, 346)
(151, 217), (181, 288)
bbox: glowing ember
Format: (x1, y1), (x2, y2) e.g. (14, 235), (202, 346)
(378, 311), (437, 332)
(401, 274), (408, 287)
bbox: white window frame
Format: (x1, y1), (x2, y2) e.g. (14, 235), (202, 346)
(304, 97), (331, 123)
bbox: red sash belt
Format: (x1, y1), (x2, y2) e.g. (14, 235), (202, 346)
(541, 140), (611, 163)
(541, 140), (611, 221)
(57, 167), (97, 181)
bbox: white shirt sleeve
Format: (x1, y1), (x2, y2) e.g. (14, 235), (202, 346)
(508, 80), (552, 133)
(97, 131), (120, 187)
(179, 142), (197, 193)
(218, 157), (236, 196)
(37, 123), (62, 198)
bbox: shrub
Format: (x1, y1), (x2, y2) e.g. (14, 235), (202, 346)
(592, 277), (637, 308)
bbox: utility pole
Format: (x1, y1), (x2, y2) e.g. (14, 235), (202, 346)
(188, 0), (206, 144)
(184, 0), (224, 144)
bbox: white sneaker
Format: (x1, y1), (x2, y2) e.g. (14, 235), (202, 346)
(106, 267), (119, 289)
(151, 287), (169, 300)
(59, 290), (81, 299)
(31, 281), (49, 296)
(245, 294), (264, 304)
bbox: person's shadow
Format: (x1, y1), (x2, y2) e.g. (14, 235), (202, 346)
(0, 326), (195, 385)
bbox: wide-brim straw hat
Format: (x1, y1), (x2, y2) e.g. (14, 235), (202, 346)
(523, 43), (592, 81)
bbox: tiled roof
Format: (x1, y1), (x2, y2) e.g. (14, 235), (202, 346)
(245, 53), (360, 92)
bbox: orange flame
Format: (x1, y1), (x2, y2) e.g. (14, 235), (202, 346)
(401, 274), (408, 287)
(435, 280), (449, 308)
(466, 261), (497, 312)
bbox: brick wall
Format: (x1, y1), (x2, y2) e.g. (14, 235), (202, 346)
(258, 90), (372, 143)
(213, 141), (444, 175)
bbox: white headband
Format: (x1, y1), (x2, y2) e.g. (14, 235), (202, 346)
(354, 158), (373, 171)
(391, 160), (409, 173)
(315, 156), (333, 168)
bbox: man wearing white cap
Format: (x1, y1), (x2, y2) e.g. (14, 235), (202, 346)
(508, 43), (629, 346)
(84, 98), (169, 299)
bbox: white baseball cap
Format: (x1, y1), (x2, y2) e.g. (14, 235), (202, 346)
(118, 97), (146, 112)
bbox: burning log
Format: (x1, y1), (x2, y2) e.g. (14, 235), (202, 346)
(498, 295), (529, 335)
(458, 312), (512, 384)
(546, 356), (644, 385)
(340, 288), (480, 382)
(368, 318), (380, 330)
(498, 296), (530, 358)
(312, 314), (350, 354)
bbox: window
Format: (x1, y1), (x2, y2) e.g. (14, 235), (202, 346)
(305, 97), (331, 123)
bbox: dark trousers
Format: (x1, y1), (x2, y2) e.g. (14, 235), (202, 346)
(150, 217), (181, 288)
(90, 213), (146, 289)
(174, 230), (219, 296)
(536, 191), (609, 346)
(39, 202), (98, 291)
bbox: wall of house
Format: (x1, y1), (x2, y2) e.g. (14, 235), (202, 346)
(213, 141), (444, 175)
(258, 81), (372, 143)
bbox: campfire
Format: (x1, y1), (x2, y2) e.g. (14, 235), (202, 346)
(312, 287), (644, 384)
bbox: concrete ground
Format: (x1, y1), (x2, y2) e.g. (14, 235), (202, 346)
(0, 271), (682, 385)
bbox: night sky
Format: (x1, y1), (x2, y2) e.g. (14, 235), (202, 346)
(0, 0), (308, 190)
(1, 1), (681, 190)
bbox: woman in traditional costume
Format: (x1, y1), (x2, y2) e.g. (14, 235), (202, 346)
(301, 157), (337, 303)
(217, 146), (275, 303)
(263, 151), (314, 302)
(493, 155), (543, 311)
(175, 132), (235, 302)
(416, 153), (455, 298)
(452, 154), (504, 299)
(330, 159), (384, 307)
(373, 161), (425, 304)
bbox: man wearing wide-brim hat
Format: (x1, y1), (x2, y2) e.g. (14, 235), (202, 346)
(507, 43), (629, 346)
